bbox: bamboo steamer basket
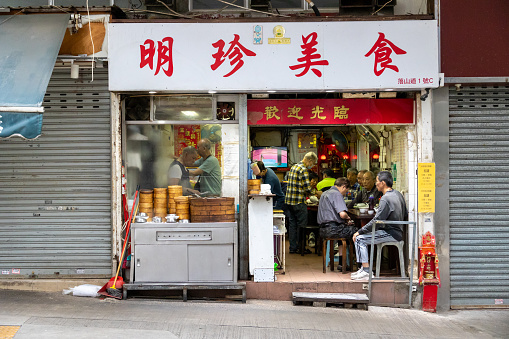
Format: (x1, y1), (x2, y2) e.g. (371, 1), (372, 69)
(154, 207), (168, 218)
(154, 188), (167, 212)
(168, 185), (183, 214)
(154, 188), (168, 197)
(139, 188), (154, 217)
(174, 196), (190, 220)
(168, 185), (183, 195)
(154, 198), (167, 208)
(189, 197), (235, 223)
(168, 202), (177, 213)
(248, 179), (261, 195)
(139, 189), (154, 203)
(139, 202), (154, 210)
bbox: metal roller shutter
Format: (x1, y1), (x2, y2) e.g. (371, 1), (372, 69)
(0, 68), (111, 278)
(449, 85), (509, 307)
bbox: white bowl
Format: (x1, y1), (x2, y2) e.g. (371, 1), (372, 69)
(367, 210), (375, 215)
(359, 208), (368, 214)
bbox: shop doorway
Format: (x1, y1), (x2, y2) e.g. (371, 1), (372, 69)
(249, 122), (412, 281)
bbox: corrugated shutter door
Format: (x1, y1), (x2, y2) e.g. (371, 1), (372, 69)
(0, 68), (111, 278)
(449, 85), (509, 307)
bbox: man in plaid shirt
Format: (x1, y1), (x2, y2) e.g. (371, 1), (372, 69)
(285, 152), (318, 253)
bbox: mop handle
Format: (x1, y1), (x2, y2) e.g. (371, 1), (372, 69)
(112, 185), (140, 286)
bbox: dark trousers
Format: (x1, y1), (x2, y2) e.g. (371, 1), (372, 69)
(287, 203), (308, 252)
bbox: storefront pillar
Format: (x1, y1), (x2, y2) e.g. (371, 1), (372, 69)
(409, 90), (437, 280)
(238, 94), (249, 280)
(111, 92), (123, 275)
(416, 90), (435, 238)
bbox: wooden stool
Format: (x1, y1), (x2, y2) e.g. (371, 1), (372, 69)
(322, 237), (353, 274)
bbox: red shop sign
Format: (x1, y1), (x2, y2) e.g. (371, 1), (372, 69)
(247, 99), (414, 125)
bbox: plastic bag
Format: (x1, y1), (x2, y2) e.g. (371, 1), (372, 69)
(62, 284), (101, 297)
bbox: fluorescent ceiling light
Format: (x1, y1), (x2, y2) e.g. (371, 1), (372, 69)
(208, 90), (217, 94)
(267, 90), (276, 93)
(182, 111), (199, 117)
(149, 91), (157, 94)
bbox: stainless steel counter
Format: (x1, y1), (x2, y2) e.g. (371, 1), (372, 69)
(130, 222), (238, 284)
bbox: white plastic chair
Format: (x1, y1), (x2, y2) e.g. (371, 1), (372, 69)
(375, 241), (406, 278)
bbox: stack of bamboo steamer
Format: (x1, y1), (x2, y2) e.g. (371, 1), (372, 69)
(167, 185), (183, 214)
(138, 189), (154, 221)
(190, 197), (235, 222)
(248, 179), (261, 194)
(174, 196), (190, 221)
(153, 188), (168, 218)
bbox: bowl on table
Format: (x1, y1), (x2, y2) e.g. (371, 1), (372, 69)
(359, 207), (368, 214)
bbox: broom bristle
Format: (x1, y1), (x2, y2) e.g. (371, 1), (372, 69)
(106, 287), (123, 299)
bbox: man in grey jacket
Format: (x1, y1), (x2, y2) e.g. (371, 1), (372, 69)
(351, 171), (408, 280)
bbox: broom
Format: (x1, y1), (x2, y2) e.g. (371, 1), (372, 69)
(106, 185), (140, 299)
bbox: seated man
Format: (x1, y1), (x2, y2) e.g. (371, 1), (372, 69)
(357, 170), (367, 188)
(346, 167), (361, 198)
(256, 161), (285, 210)
(316, 168), (336, 193)
(317, 178), (357, 261)
(307, 171), (320, 200)
(351, 171), (408, 280)
(347, 170), (382, 209)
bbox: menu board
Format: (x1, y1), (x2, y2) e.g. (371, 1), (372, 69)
(418, 163), (435, 213)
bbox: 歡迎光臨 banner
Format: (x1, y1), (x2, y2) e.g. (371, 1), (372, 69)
(247, 99), (414, 125)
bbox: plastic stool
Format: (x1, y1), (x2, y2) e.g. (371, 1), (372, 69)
(375, 241), (406, 278)
(325, 240), (340, 268)
(325, 241), (352, 268)
(322, 237), (353, 274)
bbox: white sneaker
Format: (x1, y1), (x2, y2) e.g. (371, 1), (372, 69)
(350, 267), (364, 278)
(351, 270), (373, 280)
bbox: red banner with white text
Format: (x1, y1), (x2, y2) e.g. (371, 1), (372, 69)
(247, 99), (414, 125)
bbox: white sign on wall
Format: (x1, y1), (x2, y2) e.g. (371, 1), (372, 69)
(109, 20), (439, 92)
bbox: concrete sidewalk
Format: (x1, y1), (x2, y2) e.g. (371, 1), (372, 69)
(0, 290), (507, 338)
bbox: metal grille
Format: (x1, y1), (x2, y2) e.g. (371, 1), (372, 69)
(449, 85), (509, 307)
(0, 68), (111, 278)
